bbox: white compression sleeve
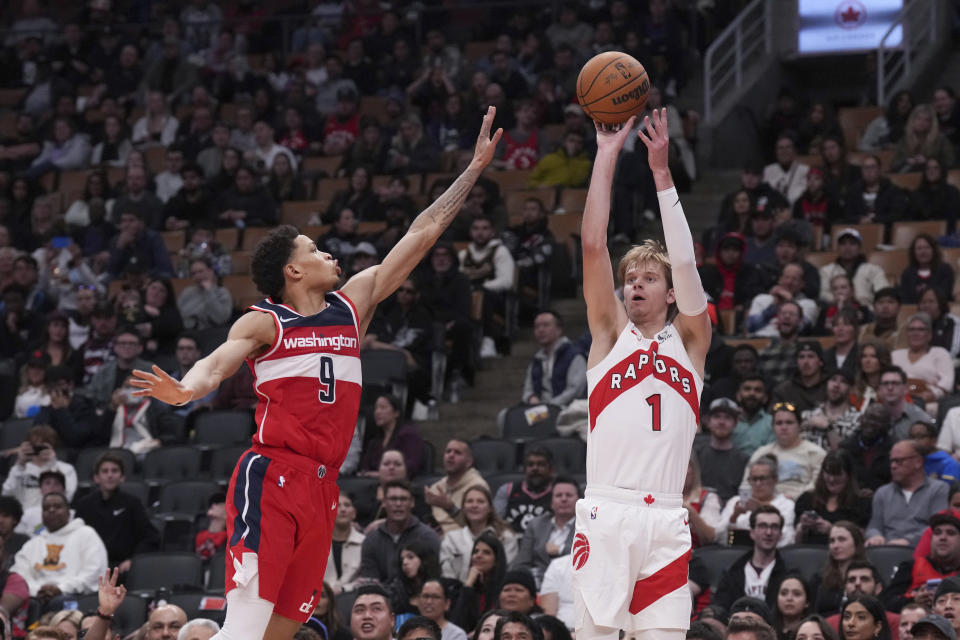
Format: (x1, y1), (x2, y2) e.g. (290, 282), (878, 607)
(657, 186), (708, 316)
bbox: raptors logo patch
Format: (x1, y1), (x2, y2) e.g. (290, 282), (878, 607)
(572, 533), (590, 570)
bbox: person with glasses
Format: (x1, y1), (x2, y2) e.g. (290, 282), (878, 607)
(712, 505), (790, 613)
(794, 452), (871, 546)
(865, 440), (949, 547)
(719, 457), (796, 547)
(876, 366), (935, 442)
(80, 326), (151, 411)
(358, 480), (440, 585)
(892, 313), (955, 407)
(418, 579), (468, 640)
(744, 403), (826, 501)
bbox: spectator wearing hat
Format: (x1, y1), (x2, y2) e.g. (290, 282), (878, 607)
(713, 505), (789, 611)
(757, 300), (805, 385)
(528, 129), (591, 188)
(845, 154), (911, 226)
(866, 440), (949, 547)
(933, 577), (960, 638)
(861, 288), (905, 350)
(323, 89), (362, 157)
(315, 55), (359, 116)
(911, 614), (956, 640)
(350, 242), (379, 277)
(497, 570), (541, 616)
(793, 167), (843, 233)
(13, 355), (50, 419)
(746, 264), (819, 337)
(819, 229), (890, 308)
(744, 402), (827, 501)
(730, 597), (775, 626)
(699, 233), (765, 316)
(910, 422), (960, 483)
(77, 303), (117, 385)
(744, 208), (779, 267)
(164, 164), (216, 231)
(763, 134), (811, 206)
(841, 403), (895, 492)
(875, 366), (935, 442)
(885, 512), (960, 613)
(696, 398), (751, 502)
(771, 342), (828, 415)
(106, 210), (174, 280)
(800, 369), (861, 449)
(521, 311), (586, 409)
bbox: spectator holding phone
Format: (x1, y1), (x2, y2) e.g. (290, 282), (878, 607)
(1, 425), (77, 510)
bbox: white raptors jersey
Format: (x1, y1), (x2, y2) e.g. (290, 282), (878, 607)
(585, 322), (702, 493)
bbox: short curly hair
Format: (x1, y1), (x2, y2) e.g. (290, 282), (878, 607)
(251, 225), (300, 302)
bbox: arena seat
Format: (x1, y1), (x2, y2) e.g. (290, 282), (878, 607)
(337, 476), (379, 524)
(215, 228), (240, 252)
(0, 418), (34, 451)
(522, 437), (586, 475)
(207, 551), (226, 591)
(488, 170), (533, 192)
(838, 106), (883, 149)
(779, 544), (829, 582)
(168, 592), (227, 625)
(948, 169), (960, 190)
(281, 200), (327, 227)
(484, 472), (524, 498)
(501, 404), (561, 442)
(126, 552), (204, 593)
(157, 480), (221, 515)
(866, 545), (914, 584)
(316, 177), (349, 196)
(505, 189), (557, 214)
(77, 592), (148, 635)
(241, 227), (273, 251)
(230, 251), (251, 275)
(193, 411), (256, 448)
(867, 250), (909, 284)
(162, 231), (186, 253)
(887, 172), (922, 191)
(557, 188), (588, 213)
(470, 439), (520, 474)
(889, 220), (947, 249)
(302, 156), (342, 177)
(74, 447), (139, 485)
(692, 546), (750, 590)
(209, 445), (247, 484)
(804, 251), (838, 270)
(143, 446), (202, 485)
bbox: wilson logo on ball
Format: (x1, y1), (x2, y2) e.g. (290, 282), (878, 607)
(572, 533), (590, 570)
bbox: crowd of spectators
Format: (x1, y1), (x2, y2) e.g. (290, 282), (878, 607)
(3, 3), (960, 640)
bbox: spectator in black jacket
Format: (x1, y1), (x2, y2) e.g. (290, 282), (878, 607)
(72, 451), (158, 572)
(215, 165), (278, 228)
(419, 244), (473, 386)
(0, 496), (29, 561)
(845, 156), (910, 226)
(32, 366), (97, 448)
(910, 159), (959, 232)
(699, 233), (765, 318)
(840, 403), (893, 492)
(106, 211), (175, 280)
(793, 168), (843, 234)
(162, 164), (215, 231)
(712, 505), (789, 612)
(900, 235), (955, 305)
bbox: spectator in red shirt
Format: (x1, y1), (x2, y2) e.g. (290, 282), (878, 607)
(195, 492), (227, 560)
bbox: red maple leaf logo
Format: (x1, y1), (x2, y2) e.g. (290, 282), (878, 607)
(644, 494), (655, 505)
(839, 5), (860, 22)
(572, 533), (590, 570)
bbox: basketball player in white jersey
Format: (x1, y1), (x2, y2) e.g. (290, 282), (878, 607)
(574, 108), (710, 640)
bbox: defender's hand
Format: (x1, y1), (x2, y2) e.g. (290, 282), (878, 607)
(130, 365), (193, 406)
(637, 108), (671, 173)
(471, 106), (503, 169)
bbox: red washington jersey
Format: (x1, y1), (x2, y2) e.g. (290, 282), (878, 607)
(246, 292), (362, 466)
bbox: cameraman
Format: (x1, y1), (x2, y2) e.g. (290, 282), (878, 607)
(32, 366), (98, 448)
(1, 425), (77, 510)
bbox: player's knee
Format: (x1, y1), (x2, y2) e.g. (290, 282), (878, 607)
(214, 585), (276, 640)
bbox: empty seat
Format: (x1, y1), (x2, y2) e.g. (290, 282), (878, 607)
(779, 545), (829, 582)
(168, 592), (228, 625)
(866, 545), (914, 584)
(522, 437), (586, 475)
(143, 446), (202, 483)
(154, 513), (197, 552)
(192, 411), (256, 447)
(890, 220), (948, 249)
(126, 552), (204, 592)
(484, 472), (524, 498)
(157, 480), (221, 515)
(210, 446), (247, 482)
(337, 476), (379, 524)
(501, 405), (561, 442)
(691, 546), (750, 590)
(470, 439), (519, 474)
(0, 418), (34, 451)
(121, 481), (150, 507)
(207, 551), (226, 591)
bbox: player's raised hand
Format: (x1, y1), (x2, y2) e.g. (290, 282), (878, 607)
(130, 364), (193, 406)
(594, 115), (636, 155)
(637, 108), (670, 173)
(471, 106), (503, 169)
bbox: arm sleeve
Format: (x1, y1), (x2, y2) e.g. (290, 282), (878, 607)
(658, 187), (707, 316)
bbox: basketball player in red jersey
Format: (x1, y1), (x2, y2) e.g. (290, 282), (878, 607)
(130, 108), (502, 640)
(574, 109), (711, 640)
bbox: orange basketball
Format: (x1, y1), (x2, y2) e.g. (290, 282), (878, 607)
(576, 51), (650, 126)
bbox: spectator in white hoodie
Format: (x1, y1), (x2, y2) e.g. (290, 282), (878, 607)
(458, 215), (515, 358)
(11, 492), (107, 598)
(1, 425), (78, 510)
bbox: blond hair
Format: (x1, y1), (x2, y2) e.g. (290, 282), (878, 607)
(616, 239), (673, 287)
(904, 104), (941, 156)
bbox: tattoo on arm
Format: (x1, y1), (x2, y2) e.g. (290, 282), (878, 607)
(409, 167), (481, 234)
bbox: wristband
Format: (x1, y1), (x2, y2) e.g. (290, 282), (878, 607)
(96, 609), (114, 621)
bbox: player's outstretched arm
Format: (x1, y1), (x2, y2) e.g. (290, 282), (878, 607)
(343, 106), (502, 330)
(636, 108), (711, 376)
(129, 311), (274, 405)
(581, 117), (634, 365)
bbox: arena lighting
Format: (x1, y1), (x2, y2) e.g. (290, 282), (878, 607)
(798, 0), (903, 54)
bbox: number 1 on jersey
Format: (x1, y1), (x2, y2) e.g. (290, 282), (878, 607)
(646, 393), (661, 431)
(318, 355), (336, 403)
